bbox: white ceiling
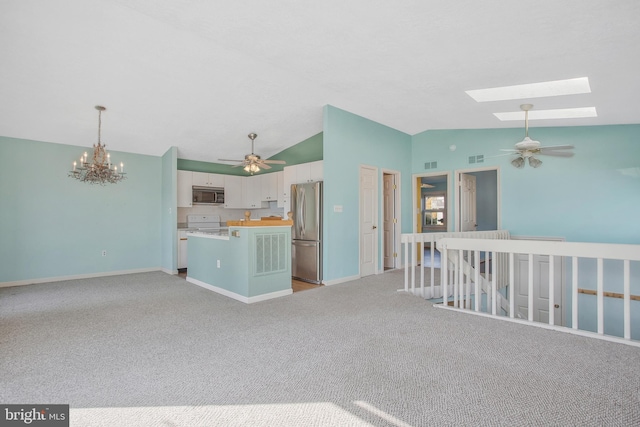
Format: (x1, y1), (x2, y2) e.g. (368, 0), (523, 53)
(1, 0), (639, 163)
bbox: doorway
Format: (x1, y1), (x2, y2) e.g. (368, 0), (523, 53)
(382, 170), (401, 270)
(413, 172), (451, 233)
(360, 165), (378, 277)
(455, 167), (500, 232)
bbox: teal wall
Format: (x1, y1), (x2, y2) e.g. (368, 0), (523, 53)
(177, 132), (323, 175)
(411, 125), (640, 243)
(411, 124), (640, 337)
(0, 136), (163, 283)
(161, 147), (178, 272)
(323, 105), (412, 282)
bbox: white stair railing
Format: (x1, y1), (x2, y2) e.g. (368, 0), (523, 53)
(400, 230), (510, 299)
(437, 237), (640, 346)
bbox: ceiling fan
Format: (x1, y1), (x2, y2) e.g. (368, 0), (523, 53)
(218, 133), (286, 175)
(501, 104), (575, 168)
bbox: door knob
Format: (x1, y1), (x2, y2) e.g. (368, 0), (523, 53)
(372, 225), (377, 230)
(554, 304), (560, 308)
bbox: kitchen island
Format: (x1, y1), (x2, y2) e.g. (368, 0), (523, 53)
(186, 222), (292, 303)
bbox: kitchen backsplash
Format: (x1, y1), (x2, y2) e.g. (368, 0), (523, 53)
(177, 202), (286, 225)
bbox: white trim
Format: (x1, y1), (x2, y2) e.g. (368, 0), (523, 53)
(382, 168), (402, 271)
(434, 304), (640, 348)
(162, 268), (179, 275)
(323, 274), (360, 286)
(186, 277), (292, 303)
(0, 267), (162, 288)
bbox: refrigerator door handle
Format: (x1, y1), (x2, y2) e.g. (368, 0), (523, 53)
(299, 188), (306, 238)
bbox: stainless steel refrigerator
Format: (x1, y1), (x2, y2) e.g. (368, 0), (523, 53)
(291, 181), (322, 284)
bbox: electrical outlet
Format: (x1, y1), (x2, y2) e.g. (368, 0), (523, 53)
(217, 260), (221, 268)
(101, 250), (107, 257)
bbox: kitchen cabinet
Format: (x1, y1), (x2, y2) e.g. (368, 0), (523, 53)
(178, 230), (188, 269)
(260, 172), (280, 202)
(223, 175), (244, 209)
(276, 172), (286, 209)
(295, 160), (323, 183)
(177, 170), (193, 207)
(243, 176), (267, 209)
(281, 161), (323, 210)
(192, 171), (225, 187)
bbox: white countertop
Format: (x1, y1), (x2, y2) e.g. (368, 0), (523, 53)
(186, 230), (230, 240)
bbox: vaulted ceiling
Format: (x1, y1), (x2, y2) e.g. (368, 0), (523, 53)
(1, 1), (638, 163)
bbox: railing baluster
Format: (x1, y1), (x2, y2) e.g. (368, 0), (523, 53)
(528, 253), (534, 322)
(624, 260), (631, 340)
(509, 252), (515, 319)
(411, 234), (416, 295)
(441, 246), (448, 301)
(474, 250), (480, 312)
(597, 258), (604, 335)
(549, 255), (555, 326)
(572, 256), (578, 330)
(403, 237), (409, 292)
(429, 237), (435, 300)
(492, 251), (497, 316)
(420, 239), (425, 298)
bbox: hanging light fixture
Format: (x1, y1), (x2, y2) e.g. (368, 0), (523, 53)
(69, 106), (126, 185)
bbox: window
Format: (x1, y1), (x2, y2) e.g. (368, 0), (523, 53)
(423, 192), (446, 229)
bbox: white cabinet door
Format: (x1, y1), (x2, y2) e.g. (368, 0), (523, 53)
(224, 175), (244, 208)
(308, 160), (323, 182)
(192, 171), (209, 187)
(243, 176), (265, 209)
(193, 172), (224, 187)
(261, 172), (279, 201)
(209, 173), (225, 187)
(276, 171), (286, 208)
(178, 230), (188, 269)
(177, 170), (193, 207)
(295, 163), (311, 183)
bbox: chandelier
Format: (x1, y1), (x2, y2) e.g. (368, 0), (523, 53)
(69, 106), (126, 185)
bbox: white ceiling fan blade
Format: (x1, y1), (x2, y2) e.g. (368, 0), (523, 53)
(258, 162), (272, 170)
(263, 159), (286, 164)
(218, 158), (245, 163)
(539, 145), (574, 151)
(485, 152), (517, 159)
(538, 150), (574, 157)
(499, 149), (519, 152)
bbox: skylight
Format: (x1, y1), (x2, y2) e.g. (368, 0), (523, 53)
(466, 77), (591, 102)
(494, 107), (598, 121)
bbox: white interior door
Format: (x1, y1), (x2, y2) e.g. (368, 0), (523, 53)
(383, 174), (395, 269)
(515, 254), (564, 324)
(459, 173), (477, 231)
(360, 166), (377, 277)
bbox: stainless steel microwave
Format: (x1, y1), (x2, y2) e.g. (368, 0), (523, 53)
(192, 186), (225, 205)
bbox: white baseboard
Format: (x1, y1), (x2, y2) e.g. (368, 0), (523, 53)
(0, 267), (162, 288)
(161, 268), (179, 275)
(186, 277), (292, 304)
(322, 274), (360, 286)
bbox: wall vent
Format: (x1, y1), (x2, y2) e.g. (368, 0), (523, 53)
(424, 161), (438, 170)
(255, 232), (287, 275)
(468, 155), (484, 164)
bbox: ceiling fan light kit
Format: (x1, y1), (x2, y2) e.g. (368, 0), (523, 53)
(502, 104), (575, 169)
(218, 133), (286, 175)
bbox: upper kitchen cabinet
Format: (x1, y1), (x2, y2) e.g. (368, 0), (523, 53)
(192, 171), (225, 188)
(177, 170), (193, 208)
(281, 161), (323, 210)
(286, 160), (324, 185)
(260, 171), (280, 202)
(223, 175), (244, 209)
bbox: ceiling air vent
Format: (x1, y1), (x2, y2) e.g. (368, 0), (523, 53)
(424, 161), (438, 170)
(468, 155), (484, 164)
